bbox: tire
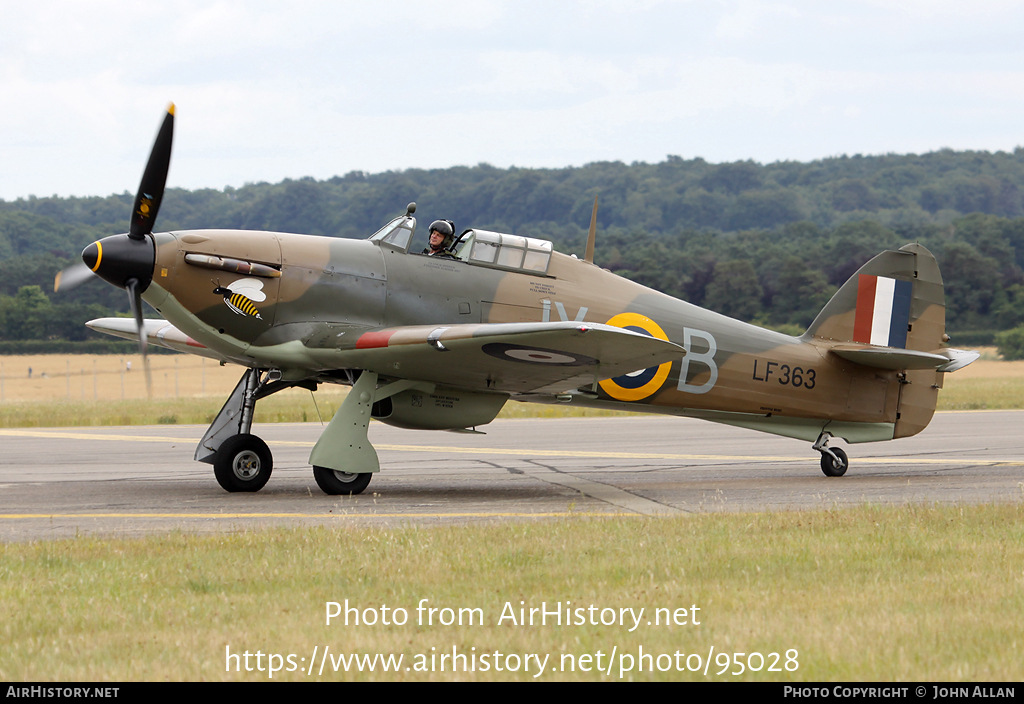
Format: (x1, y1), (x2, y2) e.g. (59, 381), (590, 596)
(313, 466), (372, 495)
(214, 434), (273, 492)
(820, 447), (849, 477)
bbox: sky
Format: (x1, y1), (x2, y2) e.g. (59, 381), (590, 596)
(2, 0), (1024, 200)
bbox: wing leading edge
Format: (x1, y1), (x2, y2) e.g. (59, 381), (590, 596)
(87, 318), (687, 395)
(86, 317), (226, 362)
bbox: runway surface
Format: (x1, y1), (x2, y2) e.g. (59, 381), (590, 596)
(1, 410), (1022, 541)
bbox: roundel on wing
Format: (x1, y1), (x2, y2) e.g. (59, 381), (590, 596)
(482, 343), (597, 366)
(598, 312), (672, 402)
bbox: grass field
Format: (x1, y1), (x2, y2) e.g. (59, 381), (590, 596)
(1, 504), (1021, 681)
(0, 353), (244, 402)
(2, 353), (1021, 682)
(0, 351), (1019, 427)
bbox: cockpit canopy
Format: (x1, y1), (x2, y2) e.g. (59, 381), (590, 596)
(455, 230), (552, 275)
(367, 215), (553, 275)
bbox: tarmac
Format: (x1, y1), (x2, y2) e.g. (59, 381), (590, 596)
(1, 410), (1022, 541)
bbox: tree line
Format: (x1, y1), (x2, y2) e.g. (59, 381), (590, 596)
(5, 148), (1024, 240)
(3, 148), (1024, 346)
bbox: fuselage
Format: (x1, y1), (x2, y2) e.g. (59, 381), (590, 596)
(140, 228), (933, 444)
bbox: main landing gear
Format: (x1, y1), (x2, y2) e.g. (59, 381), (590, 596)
(313, 466), (373, 495)
(196, 368), (431, 495)
(195, 368), (378, 495)
(813, 431), (849, 477)
(214, 434), (273, 492)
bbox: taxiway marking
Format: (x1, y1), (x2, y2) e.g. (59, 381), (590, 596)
(0, 512), (617, 519)
(1, 428), (1021, 465)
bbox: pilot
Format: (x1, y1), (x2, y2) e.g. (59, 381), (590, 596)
(423, 220), (456, 258)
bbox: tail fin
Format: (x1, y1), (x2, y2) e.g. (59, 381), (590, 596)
(805, 243), (946, 439)
(805, 243), (944, 352)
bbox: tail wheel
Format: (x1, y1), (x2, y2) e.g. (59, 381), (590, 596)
(313, 466), (372, 495)
(820, 447), (849, 477)
(214, 434), (273, 492)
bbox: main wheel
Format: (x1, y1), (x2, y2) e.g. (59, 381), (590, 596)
(820, 447), (849, 477)
(214, 434), (273, 492)
(313, 466), (372, 495)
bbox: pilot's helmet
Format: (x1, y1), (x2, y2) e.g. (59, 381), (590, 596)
(428, 219), (455, 248)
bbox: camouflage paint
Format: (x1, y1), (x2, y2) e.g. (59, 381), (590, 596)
(140, 224), (953, 445)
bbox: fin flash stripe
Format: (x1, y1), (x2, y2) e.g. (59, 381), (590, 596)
(854, 275), (912, 348)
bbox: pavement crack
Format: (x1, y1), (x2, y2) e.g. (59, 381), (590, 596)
(474, 460), (525, 475)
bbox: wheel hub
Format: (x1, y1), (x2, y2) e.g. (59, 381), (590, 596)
(232, 450), (262, 480)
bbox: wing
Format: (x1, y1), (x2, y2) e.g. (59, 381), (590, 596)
(86, 318), (686, 394)
(316, 321), (686, 394)
(86, 318), (228, 362)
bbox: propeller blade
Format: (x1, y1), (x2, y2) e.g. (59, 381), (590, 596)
(126, 278), (153, 399)
(53, 262), (96, 292)
(141, 343), (153, 400)
(129, 104), (175, 240)
(584, 194), (598, 264)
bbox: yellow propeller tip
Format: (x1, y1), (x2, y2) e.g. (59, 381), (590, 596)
(168, 103), (175, 115)
(53, 272), (61, 292)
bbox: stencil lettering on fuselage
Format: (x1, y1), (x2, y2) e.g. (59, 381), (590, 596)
(677, 328), (718, 394)
(598, 313), (673, 402)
